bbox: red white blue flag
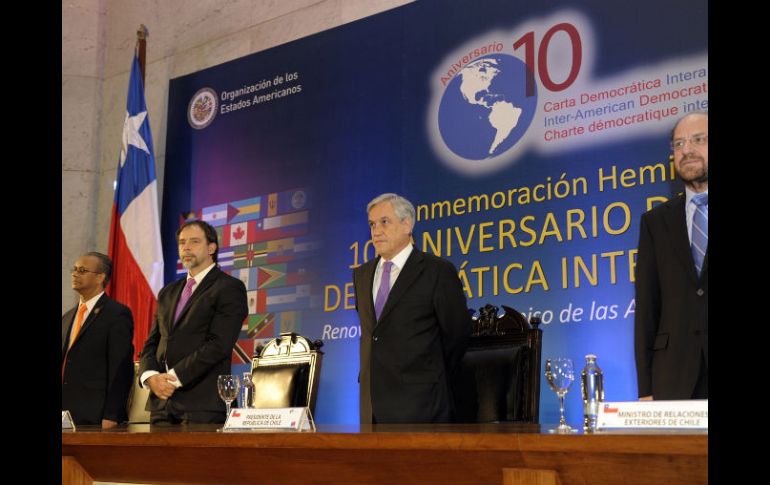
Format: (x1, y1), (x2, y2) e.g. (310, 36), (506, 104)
(107, 51), (164, 359)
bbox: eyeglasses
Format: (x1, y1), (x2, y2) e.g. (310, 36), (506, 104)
(71, 266), (102, 275)
(671, 134), (708, 151)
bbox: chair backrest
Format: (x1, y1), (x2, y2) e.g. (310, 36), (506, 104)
(126, 361), (151, 423)
(249, 332), (324, 414)
(454, 304), (542, 423)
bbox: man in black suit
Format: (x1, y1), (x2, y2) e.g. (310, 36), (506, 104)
(62, 252), (134, 427)
(635, 112), (708, 400)
(138, 220), (247, 424)
(354, 193), (471, 424)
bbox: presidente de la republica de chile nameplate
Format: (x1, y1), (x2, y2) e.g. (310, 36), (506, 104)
(597, 400), (708, 429)
(223, 407), (315, 431)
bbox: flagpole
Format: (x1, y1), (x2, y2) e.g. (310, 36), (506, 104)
(108, 33), (164, 361)
(136, 24), (148, 84)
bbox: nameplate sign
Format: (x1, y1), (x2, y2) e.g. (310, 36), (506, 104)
(223, 407), (315, 432)
(597, 400), (708, 429)
(62, 410), (76, 430)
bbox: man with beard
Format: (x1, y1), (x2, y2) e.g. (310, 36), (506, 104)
(138, 220), (247, 424)
(635, 112), (708, 400)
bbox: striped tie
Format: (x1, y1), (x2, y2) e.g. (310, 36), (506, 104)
(691, 193), (708, 276)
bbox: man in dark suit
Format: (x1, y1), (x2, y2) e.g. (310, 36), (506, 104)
(138, 220), (248, 424)
(62, 252), (134, 427)
(354, 193), (471, 424)
(635, 112), (708, 400)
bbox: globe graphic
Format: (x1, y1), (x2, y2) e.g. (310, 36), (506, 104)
(438, 54), (537, 160)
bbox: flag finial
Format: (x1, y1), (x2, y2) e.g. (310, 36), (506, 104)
(137, 24), (148, 40)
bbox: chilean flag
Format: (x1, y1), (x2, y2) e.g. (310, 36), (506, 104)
(107, 52), (164, 360)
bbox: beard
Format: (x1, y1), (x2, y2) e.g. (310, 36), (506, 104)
(181, 255), (199, 269)
(677, 157), (708, 184)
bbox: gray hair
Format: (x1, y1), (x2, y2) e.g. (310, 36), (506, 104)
(367, 193), (416, 227)
(671, 111), (708, 140)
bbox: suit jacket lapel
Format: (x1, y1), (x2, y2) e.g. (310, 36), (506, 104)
(359, 258), (378, 332)
(377, 248), (424, 326)
(166, 278), (187, 330)
(174, 267), (220, 328)
(69, 294), (108, 348)
(62, 308), (76, 356)
(662, 195), (699, 283)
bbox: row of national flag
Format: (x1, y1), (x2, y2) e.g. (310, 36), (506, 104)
(232, 310), (303, 364)
(193, 189), (311, 227)
(219, 210), (309, 246)
(215, 190), (316, 364)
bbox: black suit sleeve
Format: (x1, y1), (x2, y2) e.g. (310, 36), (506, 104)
(102, 304), (135, 422)
(634, 212), (661, 398)
(138, 296), (164, 378)
(432, 260), (471, 376)
(173, 277), (248, 386)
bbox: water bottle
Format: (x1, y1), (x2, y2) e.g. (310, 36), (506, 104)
(240, 371), (254, 408)
(581, 354), (604, 432)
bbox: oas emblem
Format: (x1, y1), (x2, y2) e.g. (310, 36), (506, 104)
(187, 88), (218, 129)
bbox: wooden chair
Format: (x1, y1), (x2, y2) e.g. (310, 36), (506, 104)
(454, 304), (543, 423)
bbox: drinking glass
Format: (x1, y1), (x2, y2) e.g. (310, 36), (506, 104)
(545, 358), (576, 433)
(217, 374), (241, 418)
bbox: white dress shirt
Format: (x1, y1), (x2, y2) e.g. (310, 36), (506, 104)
(372, 244), (413, 302)
(140, 262), (217, 389)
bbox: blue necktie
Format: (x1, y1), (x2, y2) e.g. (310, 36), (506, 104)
(691, 193), (708, 276)
(374, 261), (393, 321)
(174, 278), (197, 323)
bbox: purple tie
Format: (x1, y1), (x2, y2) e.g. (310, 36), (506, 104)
(174, 278), (197, 323)
(374, 261), (393, 321)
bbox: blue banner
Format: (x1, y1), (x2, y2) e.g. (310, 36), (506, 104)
(161, 0), (707, 424)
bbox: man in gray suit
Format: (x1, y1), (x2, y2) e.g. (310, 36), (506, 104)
(353, 193), (471, 424)
(635, 112), (708, 400)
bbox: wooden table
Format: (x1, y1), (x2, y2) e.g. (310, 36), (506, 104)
(62, 423), (707, 485)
